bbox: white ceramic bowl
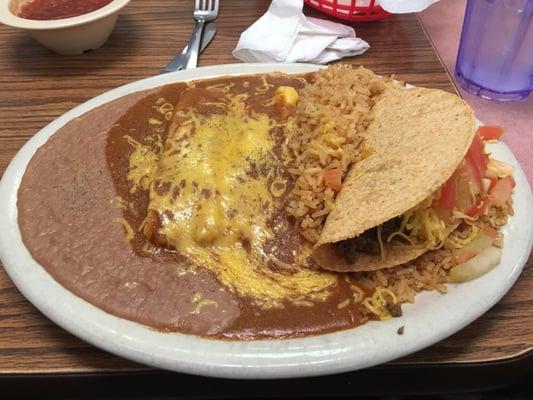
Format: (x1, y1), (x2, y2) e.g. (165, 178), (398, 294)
(0, 0), (130, 54)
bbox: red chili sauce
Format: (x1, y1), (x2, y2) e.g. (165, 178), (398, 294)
(18, 0), (113, 20)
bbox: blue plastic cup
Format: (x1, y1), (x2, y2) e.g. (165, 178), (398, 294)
(455, 0), (533, 101)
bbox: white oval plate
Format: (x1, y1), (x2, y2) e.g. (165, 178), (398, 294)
(0, 64), (532, 379)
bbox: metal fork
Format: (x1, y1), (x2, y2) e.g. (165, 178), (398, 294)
(181, 0), (219, 70)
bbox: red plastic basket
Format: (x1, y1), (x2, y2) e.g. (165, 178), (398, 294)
(304, 0), (389, 22)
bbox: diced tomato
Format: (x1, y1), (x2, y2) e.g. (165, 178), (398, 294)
(488, 176), (514, 206)
(434, 130), (514, 221)
(454, 167), (475, 213)
(488, 177), (498, 191)
(465, 200), (486, 218)
(438, 176), (456, 210)
(477, 125), (504, 141)
(464, 153), (484, 195)
(488, 175), (516, 193)
(467, 133), (489, 178)
(465, 199), (488, 217)
(491, 175), (516, 191)
(323, 168), (342, 192)
(480, 225), (499, 243)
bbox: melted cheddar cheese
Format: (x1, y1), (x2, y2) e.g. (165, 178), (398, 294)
(127, 88), (336, 308)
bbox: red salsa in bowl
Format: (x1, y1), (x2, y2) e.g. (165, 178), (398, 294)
(17, 0), (113, 20)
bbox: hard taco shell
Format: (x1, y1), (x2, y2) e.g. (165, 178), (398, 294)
(313, 86), (476, 272)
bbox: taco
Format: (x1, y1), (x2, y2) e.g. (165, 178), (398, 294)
(313, 86), (514, 274)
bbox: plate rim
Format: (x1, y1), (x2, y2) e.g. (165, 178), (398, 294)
(0, 63), (532, 379)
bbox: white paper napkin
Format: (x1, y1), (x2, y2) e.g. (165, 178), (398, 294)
(232, 0), (369, 64)
(379, 0), (440, 13)
(302, 0), (440, 13)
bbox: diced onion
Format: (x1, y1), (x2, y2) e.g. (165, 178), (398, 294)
(482, 178), (491, 193)
(486, 159), (514, 179)
(449, 246), (501, 283)
(452, 233), (492, 263)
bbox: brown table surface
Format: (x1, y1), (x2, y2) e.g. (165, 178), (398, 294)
(0, 0), (531, 395)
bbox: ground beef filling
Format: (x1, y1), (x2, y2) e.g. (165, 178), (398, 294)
(334, 218), (402, 263)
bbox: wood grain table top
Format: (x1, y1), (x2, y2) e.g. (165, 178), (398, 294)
(0, 0), (531, 380)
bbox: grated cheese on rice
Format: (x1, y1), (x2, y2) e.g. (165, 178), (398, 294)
(284, 65), (387, 243)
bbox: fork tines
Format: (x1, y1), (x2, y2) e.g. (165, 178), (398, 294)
(195, 0), (219, 12)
